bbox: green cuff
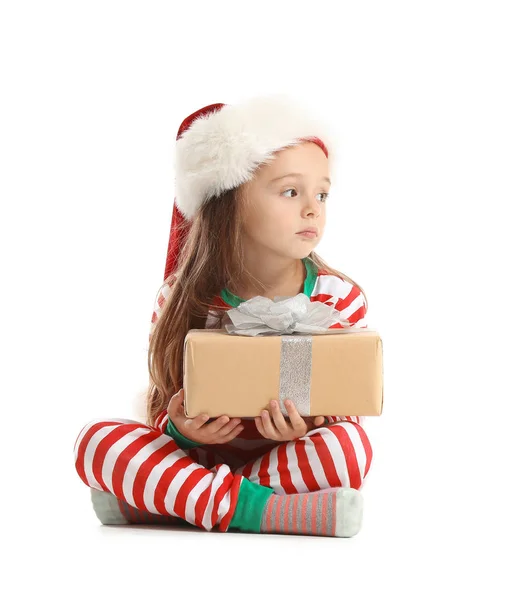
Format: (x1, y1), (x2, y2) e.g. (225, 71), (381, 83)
(228, 478), (275, 533)
(165, 417), (204, 449)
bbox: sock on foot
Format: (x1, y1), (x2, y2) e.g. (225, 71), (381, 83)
(90, 489), (129, 525)
(90, 488), (184, 526)
(228, 478), (363, 538)
(260, 487), (364, 538)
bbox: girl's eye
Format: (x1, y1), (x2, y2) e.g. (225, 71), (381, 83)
(281, 189), (329, 202)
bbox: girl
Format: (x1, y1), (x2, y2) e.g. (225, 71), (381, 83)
(73, 94), (374, 538)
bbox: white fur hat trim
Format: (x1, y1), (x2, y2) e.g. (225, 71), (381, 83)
(173, 94), (336, 220)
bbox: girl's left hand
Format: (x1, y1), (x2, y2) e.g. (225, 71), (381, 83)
(255, 399), (326, 442)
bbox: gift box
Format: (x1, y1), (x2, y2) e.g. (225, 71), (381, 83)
(182, 294), (384, 419)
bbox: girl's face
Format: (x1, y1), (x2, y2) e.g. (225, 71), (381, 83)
(239, 141), (329, 260)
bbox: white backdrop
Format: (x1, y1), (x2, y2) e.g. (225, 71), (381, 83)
(2, 1), (515, 598)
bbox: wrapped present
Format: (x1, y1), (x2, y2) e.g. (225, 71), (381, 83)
(182, 293), (383, 418)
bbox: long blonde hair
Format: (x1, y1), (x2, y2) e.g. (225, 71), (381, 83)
(145, 186), (368, 427)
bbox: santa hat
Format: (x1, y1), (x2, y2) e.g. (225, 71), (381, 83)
(164, 94), (336, 281)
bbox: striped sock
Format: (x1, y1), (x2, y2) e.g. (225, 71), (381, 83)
(260, 487), (364, 538)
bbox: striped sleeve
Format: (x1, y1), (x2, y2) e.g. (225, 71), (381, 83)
(153, 408), (169, 433)
(326, 284), (368, 426)
(330, 285), (368, 329)
(149, 279), (174, 343)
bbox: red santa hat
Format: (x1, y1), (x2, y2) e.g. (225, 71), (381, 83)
(164, 94), (335, 281)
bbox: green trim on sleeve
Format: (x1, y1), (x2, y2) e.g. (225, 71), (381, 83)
(165, 417), (204, 449)
(303, 255), (318, 298)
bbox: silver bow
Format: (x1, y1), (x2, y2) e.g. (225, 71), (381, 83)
(224, 293), (351, 336)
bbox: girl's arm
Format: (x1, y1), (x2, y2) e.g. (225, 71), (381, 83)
(324, 286), (369, 426)
(149, 279), (204, 447)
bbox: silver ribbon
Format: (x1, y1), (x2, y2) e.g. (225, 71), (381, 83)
(224, 294), (362, 415)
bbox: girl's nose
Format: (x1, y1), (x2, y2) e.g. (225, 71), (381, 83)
(304, 199), (321, 217)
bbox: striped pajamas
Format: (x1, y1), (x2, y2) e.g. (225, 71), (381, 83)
(74, 263), (374, 531)
(74, 410), (373, 532)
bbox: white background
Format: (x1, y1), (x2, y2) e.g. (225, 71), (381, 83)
(2, 1), (515, 598)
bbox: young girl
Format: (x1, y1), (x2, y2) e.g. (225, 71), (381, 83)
(73, 94), (374, 538)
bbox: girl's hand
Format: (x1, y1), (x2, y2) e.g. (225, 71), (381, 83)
(254, 399), (326, 442)
(167, 389), (244, 445)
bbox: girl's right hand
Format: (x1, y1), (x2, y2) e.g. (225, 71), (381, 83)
(167, 389), (244, 445)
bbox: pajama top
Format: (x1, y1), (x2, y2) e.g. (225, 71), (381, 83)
(150, 256), (369, 462)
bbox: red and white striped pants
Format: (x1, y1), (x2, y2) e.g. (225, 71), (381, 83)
(73, 415), (373, 532)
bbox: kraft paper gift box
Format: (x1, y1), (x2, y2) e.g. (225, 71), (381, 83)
(182, 293), (384, 419)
